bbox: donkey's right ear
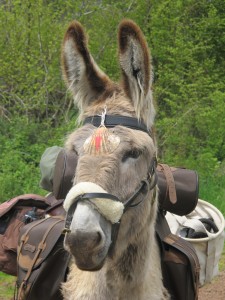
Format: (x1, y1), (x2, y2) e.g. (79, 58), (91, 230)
(61, 21), (113, 113)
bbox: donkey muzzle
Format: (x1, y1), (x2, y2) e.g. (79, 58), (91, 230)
(64, 201), (112, 270)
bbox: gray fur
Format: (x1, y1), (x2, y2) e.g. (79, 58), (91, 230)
(61, 20), (170, 300)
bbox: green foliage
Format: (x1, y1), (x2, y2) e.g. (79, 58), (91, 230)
(0, 117), (45, 200)
(151, 1), (225, 176)
(0, 0), (224, 215)
(0, 116), (76, 201)
(200, 175), (225, 215)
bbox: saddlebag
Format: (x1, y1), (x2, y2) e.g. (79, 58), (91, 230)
(156, 212), (200, 300)
(157, 163), (199, 215)
(16, 216), (70, 300)
(0, 194), (50, 276)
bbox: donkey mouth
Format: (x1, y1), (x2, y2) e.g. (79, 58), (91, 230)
(74, 254), (106, 271)
(65, 232), (109, 271)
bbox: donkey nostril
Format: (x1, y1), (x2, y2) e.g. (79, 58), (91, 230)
(88, 231), (103, 247)
(96, 231), (103, 245)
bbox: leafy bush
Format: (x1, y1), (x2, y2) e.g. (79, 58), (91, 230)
(0, 116), (76, 201)
(0, 0), (225, 215)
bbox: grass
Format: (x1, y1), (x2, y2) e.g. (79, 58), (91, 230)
(0, 272), (15, 300)
(219, 248), (225, 272)
(199, 175), (225, 216)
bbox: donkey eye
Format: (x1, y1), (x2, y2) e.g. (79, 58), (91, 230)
(122, 149), (141, 162)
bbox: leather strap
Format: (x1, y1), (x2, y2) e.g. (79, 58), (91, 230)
(84, 115), (150, 135)
(77, 193), (120, 202)
(158, 164), (177, 204)
(63, 193), (120, 232)
(45, 198), (65, 214)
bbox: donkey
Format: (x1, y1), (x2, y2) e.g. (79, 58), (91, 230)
(61, 19), (170, 300)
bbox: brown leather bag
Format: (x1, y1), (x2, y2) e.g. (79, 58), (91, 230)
(157, 164), (199, 215)
(16, 216), (70, 300)
(0, 193), (65, 276)
(52, 148), (77, 200)
(156, 212), (200, 300)
(0, 194), (50, 276)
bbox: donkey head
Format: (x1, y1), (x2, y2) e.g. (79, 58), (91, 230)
(61, 20), (157, 271)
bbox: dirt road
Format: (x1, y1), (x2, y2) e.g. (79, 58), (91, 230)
(198, 271), (225, 300)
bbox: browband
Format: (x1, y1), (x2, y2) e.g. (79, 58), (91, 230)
(84, 115), (150, 135)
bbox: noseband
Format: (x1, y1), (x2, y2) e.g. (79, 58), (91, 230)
(64, 115), (157, 256)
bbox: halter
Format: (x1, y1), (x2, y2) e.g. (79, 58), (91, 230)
(64, 114), (157, 256)
(84, 115), (151, 135)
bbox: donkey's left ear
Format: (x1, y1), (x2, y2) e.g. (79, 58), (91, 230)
(118, 20), (155, 128)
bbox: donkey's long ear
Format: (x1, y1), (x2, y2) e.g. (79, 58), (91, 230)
(118, 20), (155, 128)
(61, 21), (114, 115)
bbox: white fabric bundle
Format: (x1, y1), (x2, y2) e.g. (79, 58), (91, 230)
(166, 199), (225, 286)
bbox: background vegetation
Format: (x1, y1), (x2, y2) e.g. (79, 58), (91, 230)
(0, 1), (224, 298)
(0, 0), (224, 214)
